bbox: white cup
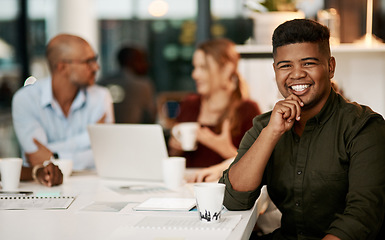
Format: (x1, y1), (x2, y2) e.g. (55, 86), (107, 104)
(162, 157), (186, 189)
(194, 183), (226, 223)
(0, 158), (23, 191)
(52, 159), (73, 180)
(172, 122), (199, 151)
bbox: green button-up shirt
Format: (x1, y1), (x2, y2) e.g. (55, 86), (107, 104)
(220, 89), (385, 240)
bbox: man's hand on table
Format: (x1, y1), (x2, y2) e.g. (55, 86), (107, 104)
(35, 163), (63, 187)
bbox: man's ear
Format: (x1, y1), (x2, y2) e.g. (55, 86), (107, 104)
(328, 57), (336, 79)
(55, 62), (67, 72)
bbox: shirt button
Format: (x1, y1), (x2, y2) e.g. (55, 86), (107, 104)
(297, 170), (302, 175)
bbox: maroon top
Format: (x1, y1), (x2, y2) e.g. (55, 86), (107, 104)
(175, 94), (261, 168)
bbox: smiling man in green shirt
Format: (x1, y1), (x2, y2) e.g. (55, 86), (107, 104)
(220, 19), (385, 239)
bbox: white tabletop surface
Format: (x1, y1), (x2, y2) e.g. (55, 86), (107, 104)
(0, 171), (259, 240)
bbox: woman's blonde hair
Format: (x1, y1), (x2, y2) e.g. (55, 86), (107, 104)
(196, 38), (250, 133)
(196, 38), (249, 100)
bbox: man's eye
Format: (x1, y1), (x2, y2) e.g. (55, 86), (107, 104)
(304, 62), (316, 66)
(279, 64), (291, 69)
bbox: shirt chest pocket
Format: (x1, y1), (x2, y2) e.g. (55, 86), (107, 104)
(309, 170), (348, 213)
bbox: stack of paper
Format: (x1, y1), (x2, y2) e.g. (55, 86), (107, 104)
(133, 197), (196, 211)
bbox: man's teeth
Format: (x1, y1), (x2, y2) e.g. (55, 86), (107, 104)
(291, 85), (309, 91)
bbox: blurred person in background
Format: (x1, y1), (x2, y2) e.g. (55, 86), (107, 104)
(98, 46), (156, 124)
(12, 34), (114, 172)
(168, 38), (261, 182)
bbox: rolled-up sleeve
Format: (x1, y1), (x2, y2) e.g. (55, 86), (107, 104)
(219, 169), (261, 210)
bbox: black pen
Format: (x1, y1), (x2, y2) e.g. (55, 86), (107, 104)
(0, 191), (33, 196)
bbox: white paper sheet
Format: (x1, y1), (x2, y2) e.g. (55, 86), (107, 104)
(134, 215), (242, 231)
(133, 198), (196, 211)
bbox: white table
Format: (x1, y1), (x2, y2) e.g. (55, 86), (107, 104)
(0, 171), (259, 240)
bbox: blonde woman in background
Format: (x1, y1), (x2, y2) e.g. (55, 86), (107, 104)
(168, 38), (261, 182)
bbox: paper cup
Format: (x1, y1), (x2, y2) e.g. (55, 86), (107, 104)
(172, 122), (199, 151)
(0, 158), (23, 190)
(162, 157), (186, 189)
(194, 183), (225, 223)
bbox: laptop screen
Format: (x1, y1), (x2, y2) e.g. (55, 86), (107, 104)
(88, 124), (168, 181)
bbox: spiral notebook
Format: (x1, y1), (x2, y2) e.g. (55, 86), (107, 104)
(0, 196), (75, 210)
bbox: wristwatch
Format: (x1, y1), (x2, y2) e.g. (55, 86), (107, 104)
(32, 164), (44, 182)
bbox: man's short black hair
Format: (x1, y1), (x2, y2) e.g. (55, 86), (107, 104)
(272, 19), (331, 57)
(117, 47), (136, 68)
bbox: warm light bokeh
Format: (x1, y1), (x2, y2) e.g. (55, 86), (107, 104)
(148, 0), (169, 17)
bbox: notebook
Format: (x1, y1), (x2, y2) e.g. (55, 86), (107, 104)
(88, 124), (168, 181)
(0, 196), (75, 210)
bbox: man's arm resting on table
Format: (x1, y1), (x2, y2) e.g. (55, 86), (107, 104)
(20, 163), (63, 187)
(20, 166), (34, 181)
(228, 126), (282, 192)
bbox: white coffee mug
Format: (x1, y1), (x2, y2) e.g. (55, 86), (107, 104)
(162, 157), (186, 189)
(172, 122), (199, 151)
(52, 159), (73, 179)
(0, 158), (23, 191)
(194, 183), (226, 223)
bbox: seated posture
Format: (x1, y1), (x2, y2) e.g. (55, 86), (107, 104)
(12, 34), (114, 178)
(168, 38), (261, 182)
(220, 19), (385, 239)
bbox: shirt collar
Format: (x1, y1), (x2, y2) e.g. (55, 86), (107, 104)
(311, 88), (339, 125)
(40, 78), (54, 108)
(72, 89), (87, 110)
(40, 78), (87, 110)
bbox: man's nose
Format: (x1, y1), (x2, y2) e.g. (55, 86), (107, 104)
(290, 65), (306, 79)
(90, 61), (100, 71)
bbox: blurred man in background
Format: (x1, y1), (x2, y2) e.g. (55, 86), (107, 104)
(12, 34), (114, 172)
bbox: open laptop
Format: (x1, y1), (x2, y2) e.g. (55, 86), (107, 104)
(87, 124), (168, 181)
